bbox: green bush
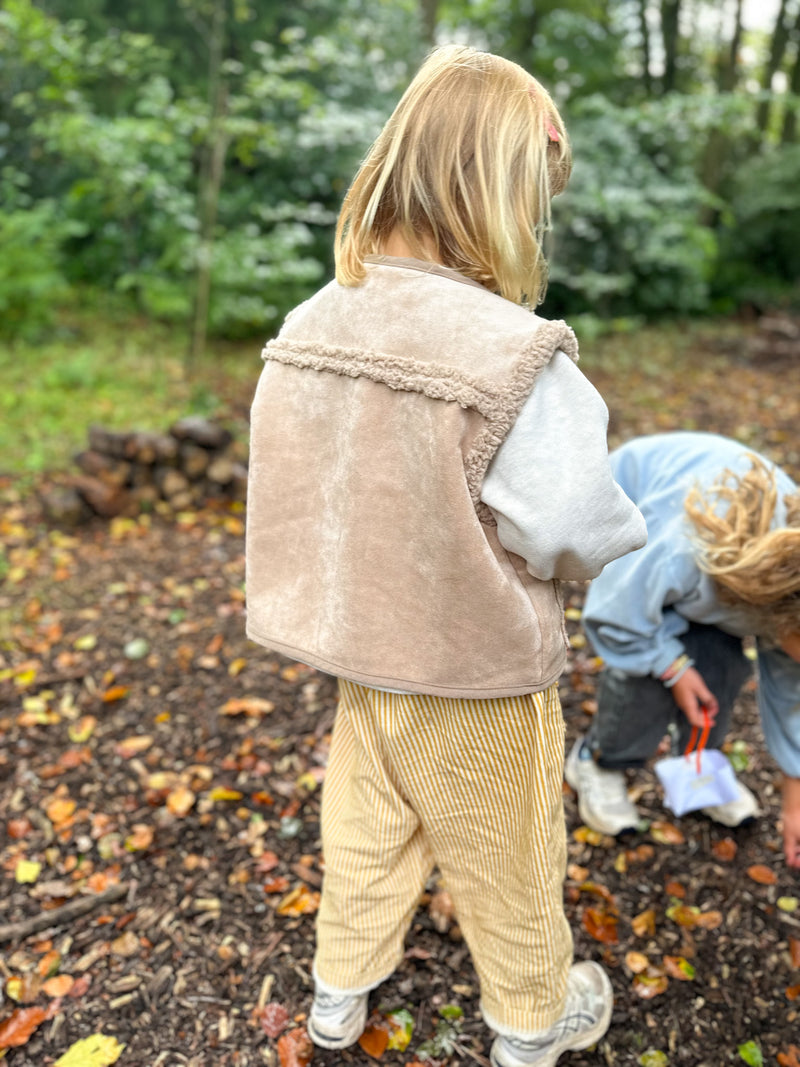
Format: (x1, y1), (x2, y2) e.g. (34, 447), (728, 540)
(0, 198), (79, 339)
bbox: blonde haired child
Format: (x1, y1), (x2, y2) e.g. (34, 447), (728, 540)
(246, 45), (646, 1067)
(568, 431), (800, 869)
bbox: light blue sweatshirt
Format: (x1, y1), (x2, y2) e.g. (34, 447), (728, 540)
(581, 432), (800, 778)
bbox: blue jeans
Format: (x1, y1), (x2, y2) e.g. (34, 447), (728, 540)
(585, 624), (752, 770)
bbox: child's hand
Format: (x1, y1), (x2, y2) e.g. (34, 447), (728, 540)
(670, 667), (719, 729)
(782, 776), (800, 869)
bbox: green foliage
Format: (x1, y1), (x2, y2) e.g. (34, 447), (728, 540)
(714, 143), (800, 308)
(1, 0), (798, 333)
(548, 94), (718, 318)
(0, 197), (77, 339)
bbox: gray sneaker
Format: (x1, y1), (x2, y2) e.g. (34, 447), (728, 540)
(490, 961), (613, 1067)
(307, 988), (368, 1049)
(564, 736), (638, 836)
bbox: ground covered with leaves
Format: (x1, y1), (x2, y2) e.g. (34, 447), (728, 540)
(1, 322), (800, 1067)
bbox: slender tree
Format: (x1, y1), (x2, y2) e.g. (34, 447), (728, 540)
(781, 3), (800, 141)
(661, 0), (681, 93)
(638, 0), (653, 96)
(756, 0), (792, 135)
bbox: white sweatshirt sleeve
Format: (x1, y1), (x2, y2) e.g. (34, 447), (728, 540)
(480, 350), (647, 581)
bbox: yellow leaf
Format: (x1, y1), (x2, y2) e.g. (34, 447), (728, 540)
(15, 860), (41, 884)
(68, 716), (97, 743)
(228, 658), (247, 677)
(209, 787), (243, 802)
(73, 634), (97, 651)
(564, 607), (582, 621)
(54, 1033), (125, 1067)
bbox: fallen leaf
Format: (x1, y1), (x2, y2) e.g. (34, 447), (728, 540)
(124, 824), (154, 852)
(259, 1001), (290, 1038)
(0, 1004), (53, 1049)
(276, 885), (320, 917)
(54, 1033), (125, 1066)
(790, 938), (800, 968)
(737, 1039), (763, 1066)
(68, 716), (97, 743)
(46, 798), (76, 827)
(582, 906), (619, 944)
(746, 864), (777, 886)
(220, 696), (275, 717)
(632, 973), (669, 999)
(778, 897), (799, 913)
(43, 974), (74, 997)
(263, 877), (291, 894)
(786, 984), (800, 1001)
(358, 1021), (389, 1058)
(664, 881), (685, 898)
(166, 786), (196, 817)
(639, 1052), (669, 1067)
(101, 686), (129, 703)
(777, 1045), (800, 1067)
(209, 787), (243, 802)
(276, 1027), (313, 1067)
(711, 838), (737, 862)
(115, 735), (153, 759)
(632, 909), (657, 937)
(650, 821), (684, 845)
(37, 950), (61, 978)
(663, 956), (695, 981)
(15, 860), (41, 885)
(625, 951), (650, 974)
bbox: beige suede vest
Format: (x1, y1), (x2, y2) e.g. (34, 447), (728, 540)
(245, 258), (579, 697)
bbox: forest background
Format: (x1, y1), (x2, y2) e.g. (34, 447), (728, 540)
(1, 0), (799, 473)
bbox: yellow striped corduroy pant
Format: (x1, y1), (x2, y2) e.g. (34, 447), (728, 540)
(314, 678), (573, 1037)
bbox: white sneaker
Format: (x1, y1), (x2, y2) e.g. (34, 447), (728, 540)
(702, 777), (760, 827)
(490, 961), (613, 1067)
(307, 988), (368, 1049)
(564, 736), (638, 836)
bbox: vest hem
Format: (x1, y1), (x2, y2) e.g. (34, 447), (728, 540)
(245, 625), (565, 699)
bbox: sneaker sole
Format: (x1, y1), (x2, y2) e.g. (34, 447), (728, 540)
(307, 1007), (367, 1050)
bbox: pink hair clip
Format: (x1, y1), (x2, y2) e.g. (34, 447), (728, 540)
(546, 122), (560, 143)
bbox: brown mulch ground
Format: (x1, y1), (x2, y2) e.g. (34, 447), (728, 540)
(1, 322), (799, 1067)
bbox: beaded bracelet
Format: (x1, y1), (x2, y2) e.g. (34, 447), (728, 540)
(660, 653), (695, 688)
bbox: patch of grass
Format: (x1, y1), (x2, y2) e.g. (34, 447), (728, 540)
(0, 306), (259, 481)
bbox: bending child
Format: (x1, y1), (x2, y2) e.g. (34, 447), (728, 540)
(246, 45), (646, 1067)
(567, 431), (800, 868)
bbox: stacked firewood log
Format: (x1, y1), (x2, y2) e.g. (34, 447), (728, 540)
(41, 416), (247, 526)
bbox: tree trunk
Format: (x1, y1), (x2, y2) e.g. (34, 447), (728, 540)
(639, 0), (653, 96)
(755, 0), (791, 135)
(781, 5), (800, 142)
(661, 0), (681, 93)
(699, 0), (745, 226)
(189, 0), (230, 366)
(419, 0), (438, 46)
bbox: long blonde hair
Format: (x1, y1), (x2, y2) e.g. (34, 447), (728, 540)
(335, 44), (571, 307)
(685, 455), (800, 642)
